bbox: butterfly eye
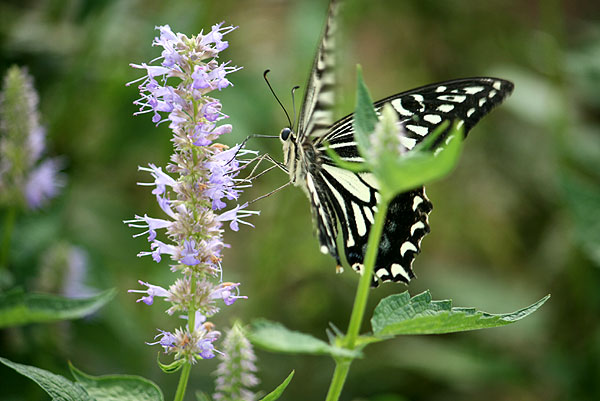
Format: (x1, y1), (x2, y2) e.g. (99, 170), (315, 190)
(280, 127), (292, 141)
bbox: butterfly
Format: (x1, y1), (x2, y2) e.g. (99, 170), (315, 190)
(277, 0), (514, 287)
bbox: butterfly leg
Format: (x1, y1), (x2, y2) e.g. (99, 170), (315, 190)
(247, 181), (292, 205)
(243, 153), (288, 181)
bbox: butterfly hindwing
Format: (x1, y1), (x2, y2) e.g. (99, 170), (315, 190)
(313, 161), (433, 286)
(370, 188), (432, 285)
(305, 172), (340, 264)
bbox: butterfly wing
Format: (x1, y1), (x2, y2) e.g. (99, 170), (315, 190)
(296, 0), (340, 143)
(324, 77), (514, 150)
(308, 78), (513, 285)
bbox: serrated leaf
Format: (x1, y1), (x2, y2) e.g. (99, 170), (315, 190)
(259, 370), (294, 401)
(371, 291), (550, 336)
(249, 320), (358, 358)
(353, 65), (378, 156)
(69, 362), (164, 401)
(0, 357), (92, 401)
(0, 288), (116, 328)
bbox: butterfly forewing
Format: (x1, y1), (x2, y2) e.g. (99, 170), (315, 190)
(297, 0), (340, 142)
(322, 78), (514, 151)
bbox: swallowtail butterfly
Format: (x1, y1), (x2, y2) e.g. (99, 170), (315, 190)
(278, 0), (514, 286)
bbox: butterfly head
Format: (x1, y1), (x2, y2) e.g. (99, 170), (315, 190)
(279, 127), (294, 143)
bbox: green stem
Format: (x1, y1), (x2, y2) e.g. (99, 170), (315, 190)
(188, 278), (197, 331)
(173, 276), (198, 401)
(325, 196), (390, 401)
(324, 358), (352, 401)
(0, 207), (17, 271)
(344, 197), (389, 348)
(173, 363), (191, 401)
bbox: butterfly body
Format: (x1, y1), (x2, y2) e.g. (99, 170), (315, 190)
(280, 128), (309, 185)
(278, 0), (514, 286)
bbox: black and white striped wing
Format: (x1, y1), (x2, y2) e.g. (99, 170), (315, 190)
(296, 0), (339, 142)
(323, 78), (515, 150)
(308, 164), (432, 286)
(308, 78), (513, 286)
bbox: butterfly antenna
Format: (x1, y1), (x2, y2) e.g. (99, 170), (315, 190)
(291, 85), (300, 131)
(264, 70), (293, 128)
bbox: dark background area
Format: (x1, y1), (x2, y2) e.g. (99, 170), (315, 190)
(1, 0), (599, 400)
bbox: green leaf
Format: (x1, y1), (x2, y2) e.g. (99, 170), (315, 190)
(411, 120), (451, 153)
(195, 392), (212, 401)
(354, 334), (386, 348)
(373, 122), (464, 197)
(0, 288), (116, 328)
(259, 370), (295, 401)
(371, 291), (550, 336)
(0, 357), (92, 401)
(353, 65), (379, 156)
(322, 142), (368, 173)
(69, 362), (164, 401)
(249, 319), (358, 358)
(156, 354), (185, 374)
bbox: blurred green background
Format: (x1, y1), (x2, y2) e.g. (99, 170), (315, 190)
(1, 0), (600, 400)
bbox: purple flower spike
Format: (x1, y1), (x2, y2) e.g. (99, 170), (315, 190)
(127, 23), (258, 365)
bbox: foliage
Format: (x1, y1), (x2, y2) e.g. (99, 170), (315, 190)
(371, 291), (549, 336)
(0, 288), (115, 328)
(0, 357), (163, 401)
(250, 320), (358, 358)
(258, 371), (295, 401)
